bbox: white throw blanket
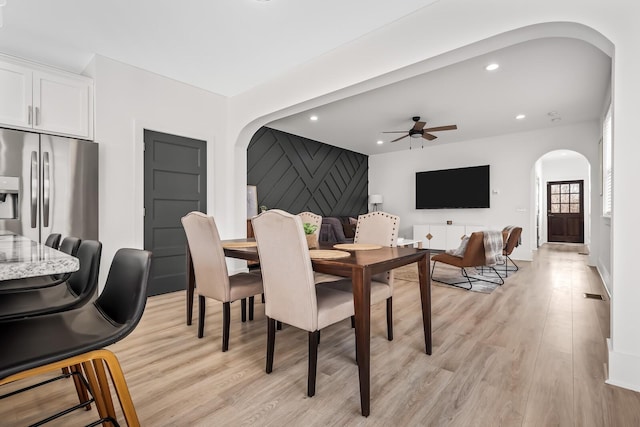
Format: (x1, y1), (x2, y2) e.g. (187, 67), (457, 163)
(503, 225), (521, 247)
(483, 230), (505, 266)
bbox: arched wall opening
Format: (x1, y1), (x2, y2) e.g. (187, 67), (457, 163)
(534, 149), (592, 250)
(227, 11), (640, 393)
(232, 22), (612, 267)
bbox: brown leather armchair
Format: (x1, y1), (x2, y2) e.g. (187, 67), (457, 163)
(431, 231), (504, 290)
(502, 226), (522, 276)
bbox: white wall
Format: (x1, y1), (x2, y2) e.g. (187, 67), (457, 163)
(537, 152), (591, 247)
(368, 122), (599, 262)
(86, 55), (228, 289)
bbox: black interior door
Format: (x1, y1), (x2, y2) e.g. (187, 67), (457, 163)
(547, 180), (584, 243)
(144, 130), (207, 296)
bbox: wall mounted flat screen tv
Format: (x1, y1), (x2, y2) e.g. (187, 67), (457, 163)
(416, 165), (490, 209)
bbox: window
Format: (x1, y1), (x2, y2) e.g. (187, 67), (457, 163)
(602, 104), (612, 216)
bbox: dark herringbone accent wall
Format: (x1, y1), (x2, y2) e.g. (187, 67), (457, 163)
(248, 127), (368, 216)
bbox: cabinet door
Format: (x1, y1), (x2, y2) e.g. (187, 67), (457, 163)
(0, 61), (33, 129)
(429, 224), (447, 250)
(445, 225), (466, 250)
(413, 225), (431, 249)
(33, 71), (93, 138)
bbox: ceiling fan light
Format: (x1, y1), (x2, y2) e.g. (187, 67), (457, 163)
(410, 133), (422, 138)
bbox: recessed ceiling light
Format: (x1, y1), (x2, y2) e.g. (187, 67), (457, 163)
(377, 140), (384, 145)
(485, 63), (499, 71)
(310, 115), (318, 121)
(516, 114), (526, 120)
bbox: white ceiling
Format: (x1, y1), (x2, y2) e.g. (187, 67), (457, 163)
(0, 0), (438, 96)
(0, 2), (611, 156)
(268, 37), (611, 155)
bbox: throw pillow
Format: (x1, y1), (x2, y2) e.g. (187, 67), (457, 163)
(342, 223), (355, 238)
(446, 235), (470, 257)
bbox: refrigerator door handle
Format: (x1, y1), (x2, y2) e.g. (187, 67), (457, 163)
(43, 151), (50, 228)
(30, 151), (38, 228)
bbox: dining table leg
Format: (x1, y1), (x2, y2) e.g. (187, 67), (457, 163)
(352, 266), (372, 417)
(417, 253), (432, 354)
(186, 245), (195, 326)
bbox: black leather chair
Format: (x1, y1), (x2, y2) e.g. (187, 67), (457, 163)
(58, 236), (82, 257)
(44, 233), (62, 249)
(0, 240), (101, 321)
(0, 248), (152, 426)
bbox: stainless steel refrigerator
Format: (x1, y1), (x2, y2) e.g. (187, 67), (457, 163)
(0, 127), (98, 242)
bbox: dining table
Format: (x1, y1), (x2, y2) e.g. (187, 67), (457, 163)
(185, 238), (431, 417)
(0, 232), (79, 281)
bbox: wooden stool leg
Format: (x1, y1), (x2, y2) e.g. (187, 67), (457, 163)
(99, 350), (141, 427)
(70, 363), (91, 410)
(81, 360), (111, 425)
(93, 359), (116, 420)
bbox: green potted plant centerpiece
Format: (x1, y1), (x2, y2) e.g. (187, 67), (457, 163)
(303, 222), (319, 249)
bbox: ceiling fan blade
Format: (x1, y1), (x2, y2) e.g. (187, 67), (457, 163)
(412, 121), (426, 131)
(423, 125), (457, 132)
(382, 131), (409, 133)
(391, 134), (409, 142)
(422, 133), (437, 141)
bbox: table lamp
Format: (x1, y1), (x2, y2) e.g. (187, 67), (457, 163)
(369, 194), (383, 211)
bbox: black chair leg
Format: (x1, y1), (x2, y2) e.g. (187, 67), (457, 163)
(198, 295), (206, 338)
(241, 298), (247, 322)
(222, 302), (231, 352)
(350, 316), (355, 328)
(308, 330), (320, 397)
(276, 321), (282, 330)
(386, 297), (393, 341)
(266, 317), (276, 373)
(249, 296), (255, 321)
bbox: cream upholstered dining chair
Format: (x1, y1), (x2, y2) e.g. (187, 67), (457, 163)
(181, 211), (263, 352)
(320, 211), (399, 340)
(251, 209), (355, 397)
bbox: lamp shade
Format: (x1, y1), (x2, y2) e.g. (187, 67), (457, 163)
(369, 194), (383, 204)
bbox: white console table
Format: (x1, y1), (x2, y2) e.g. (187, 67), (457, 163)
(412, 224), (485, 251)
(396, 238), (422, 249)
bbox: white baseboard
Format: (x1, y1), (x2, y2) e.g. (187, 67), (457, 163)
(596, 261), (612, 298)
(606, 338), (640, 392)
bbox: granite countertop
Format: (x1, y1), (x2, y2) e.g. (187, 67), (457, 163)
(0, 234), (79, 281)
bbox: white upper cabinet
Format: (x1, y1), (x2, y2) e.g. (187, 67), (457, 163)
(0, 60), (33, 129)
(0, 55), (93, 139)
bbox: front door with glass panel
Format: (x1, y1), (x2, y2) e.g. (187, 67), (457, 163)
(547, 180), (584, 243)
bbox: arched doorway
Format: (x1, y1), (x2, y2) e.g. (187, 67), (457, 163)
(534, 149), (591, 249)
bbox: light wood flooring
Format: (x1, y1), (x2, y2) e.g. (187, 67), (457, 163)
(3, 243), (640, 426)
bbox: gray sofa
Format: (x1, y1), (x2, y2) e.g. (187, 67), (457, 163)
(319, 216), (356, 244)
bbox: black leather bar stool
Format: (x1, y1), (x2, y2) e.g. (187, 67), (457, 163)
(0, 248), (152, 427)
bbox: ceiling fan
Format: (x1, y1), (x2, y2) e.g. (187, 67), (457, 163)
(383, 116), (458, 143)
